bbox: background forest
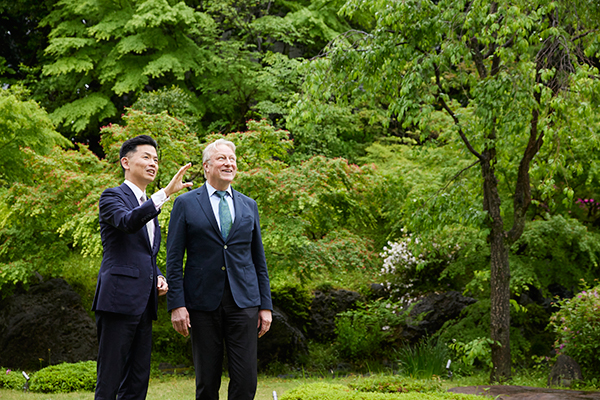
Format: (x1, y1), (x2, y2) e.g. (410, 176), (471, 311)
(2, 0), (600, 386)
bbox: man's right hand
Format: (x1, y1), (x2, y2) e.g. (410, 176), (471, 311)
(164, 163), (193, 197)
(171, 307), (191, 337)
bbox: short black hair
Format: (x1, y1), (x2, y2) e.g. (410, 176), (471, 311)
(119, 135), (158, 175)
(119, 135), (158, 159)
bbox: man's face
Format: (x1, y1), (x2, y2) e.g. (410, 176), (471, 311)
(121, 144), (158, 187)
(204, 144), (237, 190)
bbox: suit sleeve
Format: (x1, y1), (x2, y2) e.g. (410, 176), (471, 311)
(99, 188), (160, 234)
(251, 201), (273, 311)
(166, 196), (187, 311)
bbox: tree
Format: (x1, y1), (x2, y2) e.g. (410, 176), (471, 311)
(0, 85), (70, 185)
(298, 0), (600, 381)
(35, 0), (353, 145)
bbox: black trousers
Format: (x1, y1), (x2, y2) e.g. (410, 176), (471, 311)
(189, 283), (259, 400)
(94, 302), (153, 400)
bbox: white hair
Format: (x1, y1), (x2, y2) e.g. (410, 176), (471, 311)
(202, 139), (236, 178)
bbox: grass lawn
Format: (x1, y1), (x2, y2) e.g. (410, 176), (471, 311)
(0, 369), (559, 400)
(0, 375), (329, 400)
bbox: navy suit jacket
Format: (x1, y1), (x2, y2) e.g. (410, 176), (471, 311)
(166, 184), (272, 312)
(92, 183), (163, 319)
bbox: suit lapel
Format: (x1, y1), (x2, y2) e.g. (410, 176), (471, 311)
(120, 183), (153, 251)
(228, 189), (244, 240)
(120, 183), (139, 210)
(196, 184), (222, 239)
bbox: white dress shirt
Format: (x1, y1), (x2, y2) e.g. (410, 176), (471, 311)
(124, 180), (170, 248)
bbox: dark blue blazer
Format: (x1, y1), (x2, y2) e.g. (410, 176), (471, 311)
(92, 183), (163, 319)
(166, 184), (272, 312)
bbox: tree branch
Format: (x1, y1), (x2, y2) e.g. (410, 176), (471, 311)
(433, 62), (483, 160)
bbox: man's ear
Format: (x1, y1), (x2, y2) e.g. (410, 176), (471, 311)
(121, 157), (130, 172)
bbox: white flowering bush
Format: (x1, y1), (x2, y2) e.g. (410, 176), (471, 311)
(379, 233), (459, 301)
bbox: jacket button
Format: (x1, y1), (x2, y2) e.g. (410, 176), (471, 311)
(149, 274), (153, 280)
(221, 266), (226, 271)
(224, 245), (228, 249)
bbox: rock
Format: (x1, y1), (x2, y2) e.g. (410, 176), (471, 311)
(548, 355), (583, 388)
(402, 291), (477, 342)
(257, 306), (308, 369)
(307, 289), (363, 342)
(0, 278), (97, 370)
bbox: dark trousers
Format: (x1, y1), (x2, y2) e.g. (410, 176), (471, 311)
(94, 303), (153, 400)
(189, 283), (259, 400)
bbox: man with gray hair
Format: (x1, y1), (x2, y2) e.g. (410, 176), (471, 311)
(166, 138), (272, 400)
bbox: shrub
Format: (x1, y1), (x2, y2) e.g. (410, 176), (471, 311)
(549, 281), (600, 377)
(0, 368), (27, 390)
(280, 382), (481, 400)
(334, 299), (410, 361)
(29, 361), (96, 393)
(437, 299), (532, 370)
(396, 338), (449, 379)
(271, 281), (312, 330)
(349, 375), (442, 393)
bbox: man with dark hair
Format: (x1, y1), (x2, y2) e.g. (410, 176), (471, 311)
(167, 138), (272, 400)
(92, 134), (192, 400)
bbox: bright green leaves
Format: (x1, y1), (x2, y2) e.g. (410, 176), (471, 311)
(0, 86), (71, 185)
(41, 0), (215, 133)
(50, 93), (117, 133)
(235, 155), (382, 280)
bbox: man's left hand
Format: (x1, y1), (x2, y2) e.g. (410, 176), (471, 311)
(157, 275), (168, 296)
(164, 163), (193, 197)
(258, 309), (272, 338)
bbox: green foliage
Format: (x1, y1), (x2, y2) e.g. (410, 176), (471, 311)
(335, 300), (409, 361)
(0, 85), (70, 185)
(437, 300), (532, 369)
(549, 282), (600, 377)
(29, 361), (96, 393)
(396, 338), (449, 380)
(447, 337), (497, 370)
(280, 382), (481, 400)
(131, 85), (202, 132)
(34, 0), (351, 139)
(511, 215), (600, 293)
(40, 0), (216, 134)
(297, 341), (340, 373)
(270, 281), (312, 330)
(0, 145), (113, 296)
(349, 375), (442, 393)
(235, 155), (383, 281)
(0, 369), (27, 390)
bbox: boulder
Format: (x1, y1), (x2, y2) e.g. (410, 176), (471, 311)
(548, 355), (583, 387)
(307, 289), (363, 342)
(0, 278), (97, 369)
(402, 291), (477, 342)
(257, 306), (308, 369)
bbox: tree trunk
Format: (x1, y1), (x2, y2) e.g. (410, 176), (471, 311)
(481, 153), (512, 382)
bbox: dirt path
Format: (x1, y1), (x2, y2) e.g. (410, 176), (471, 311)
(448, 385), (600, 399)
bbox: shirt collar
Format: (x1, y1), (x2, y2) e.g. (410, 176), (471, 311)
(124, 180), (146, 201)
(206, 182), (232, 198)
